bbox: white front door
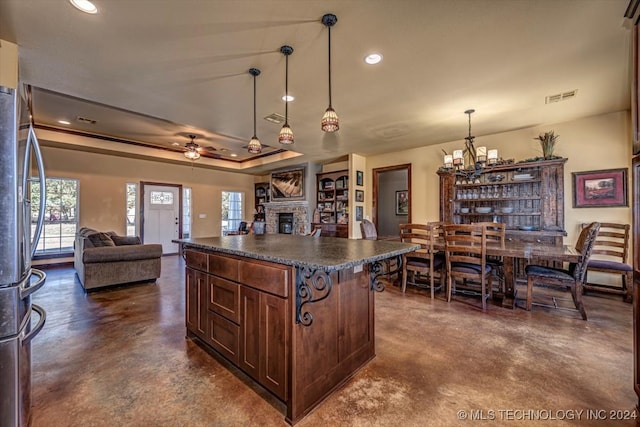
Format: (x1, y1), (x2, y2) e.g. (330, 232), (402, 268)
(143, 184), (180, 254)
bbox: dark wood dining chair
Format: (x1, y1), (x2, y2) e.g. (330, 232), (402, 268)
(473, 222), (505, 293)
(582, 222), (633, 303)
(399, 223), (445, 298)
(524, 222), (600, 320)
(443, 224), (493, 310)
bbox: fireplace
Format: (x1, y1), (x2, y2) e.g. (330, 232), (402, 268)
(278, 213), (294, 234)
(263, 201), (310, 235)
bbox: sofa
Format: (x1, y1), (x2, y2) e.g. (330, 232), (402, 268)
(74, 227), (163, 291)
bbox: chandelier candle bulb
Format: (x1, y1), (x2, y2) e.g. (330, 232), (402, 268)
(488, 149), (498, 165)
(444, 154), (453, 168)
(453, 150), (464, 166)
(476, 146), (487, 163)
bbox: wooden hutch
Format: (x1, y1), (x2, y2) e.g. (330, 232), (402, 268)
(313, 170), (349, 238)
(437, 158), (567, 245)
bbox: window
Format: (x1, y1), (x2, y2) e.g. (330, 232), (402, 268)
(221, 191), (243, 236)
(31, 178), (79, 255)
(126, 183), (137, 236)
(183, 187), (192, 238)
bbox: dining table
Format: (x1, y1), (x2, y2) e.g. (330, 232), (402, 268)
(432, 238), (582, 309)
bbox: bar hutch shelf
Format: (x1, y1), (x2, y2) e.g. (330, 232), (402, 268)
(437, 158), (567, 245)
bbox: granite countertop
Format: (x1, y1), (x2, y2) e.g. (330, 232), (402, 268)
(174, 235), (420, 272)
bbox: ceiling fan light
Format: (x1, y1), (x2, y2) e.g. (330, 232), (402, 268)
(248, 136), (262, 154)
(278, 124), (294, 145)
(184, 135), (200, 161)
(184, 149), (200, 160)
(321, 107), (339, 132)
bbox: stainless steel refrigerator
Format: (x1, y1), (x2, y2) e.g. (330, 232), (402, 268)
(0, 83), (47, 427)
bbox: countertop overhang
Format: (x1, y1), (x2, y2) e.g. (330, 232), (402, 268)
(174, 235), (420, 272)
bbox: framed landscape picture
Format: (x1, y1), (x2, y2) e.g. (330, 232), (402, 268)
(572, 168), (628, 208)
(356, 170), (364, 186)
(271, 167), (305, 200)
(355, 189), (364, 202)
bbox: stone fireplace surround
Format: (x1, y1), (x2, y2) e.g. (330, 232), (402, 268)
(263, 201), (310, 235)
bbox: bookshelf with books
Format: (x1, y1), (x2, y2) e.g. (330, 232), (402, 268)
(254, 182), (269, 222)
(313, 170), (349, 237)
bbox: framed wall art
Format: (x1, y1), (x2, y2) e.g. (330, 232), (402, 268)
(270, 167), (305, 200)
(572, 168), (628, 208)
(355, 206), (363, 221)
(356, 170), (364, 186)
(396, 190), (409, 215)
(355, 189), (364, 202)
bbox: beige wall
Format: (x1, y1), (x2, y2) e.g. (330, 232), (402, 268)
(40, 145), (255, 238)
(365, 110), (632, 245)
(0, 39), (18, 88)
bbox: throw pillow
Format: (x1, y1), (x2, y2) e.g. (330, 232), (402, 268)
(88, 232), (116, 247)
(111, 235), (142, 246)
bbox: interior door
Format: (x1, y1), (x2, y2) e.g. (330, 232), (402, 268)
(142, 184), (181, 254)
(372, 164), (412, 238)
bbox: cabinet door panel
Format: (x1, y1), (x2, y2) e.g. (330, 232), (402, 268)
(209, 276), (240, 324)
(186, 267), (207, 339)
(240, 286), (260, 380)
(209, 311), (240, 365)
(260, 292), (288, 400)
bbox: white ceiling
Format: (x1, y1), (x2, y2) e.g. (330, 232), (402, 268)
(0, 0), (633, 174)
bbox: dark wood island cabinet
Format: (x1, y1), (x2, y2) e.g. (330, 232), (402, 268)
(176, 234), (418, 424)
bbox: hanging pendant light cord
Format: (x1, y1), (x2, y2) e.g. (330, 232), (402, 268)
(253, 73), (257, 137)
(285, 53), (289, 125)
(327, 25), (332, 108)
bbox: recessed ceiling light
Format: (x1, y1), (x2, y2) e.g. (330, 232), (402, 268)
(364, 53), (383, 65)
(281, 95), (295, 102)
(69, 0), (98, 14)
(230, 153), (238, 157)
(171, 142), (180, 146)
(57, 120), (71, 125)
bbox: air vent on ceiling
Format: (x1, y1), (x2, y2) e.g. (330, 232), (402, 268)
(76, 116), (97, 124)
(545, 90), (577, 104)
(264, 113), (285, 124)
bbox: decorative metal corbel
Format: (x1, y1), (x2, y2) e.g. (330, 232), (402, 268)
(296, 266), (333, 326)
(369, 255), (403, 292)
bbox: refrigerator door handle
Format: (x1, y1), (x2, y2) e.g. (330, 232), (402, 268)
(29, 126), (46, 258)
(20, 268), (46, 299)
(22, 304), (46, 345)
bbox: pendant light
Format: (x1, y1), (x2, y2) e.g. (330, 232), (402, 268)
(321, 13), (339, 133)
(247, 68), (262, 154)
(278, 45), (294, 144)
(184, 134), (200, 161)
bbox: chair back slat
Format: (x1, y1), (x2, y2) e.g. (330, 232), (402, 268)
(443, 224), (487, 271)
(399, 223), (439, 253)
(573, 222), (601, 281)
(581, 222), (629, 264)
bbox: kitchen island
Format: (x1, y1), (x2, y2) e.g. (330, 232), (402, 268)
(174, 234), (419, 425)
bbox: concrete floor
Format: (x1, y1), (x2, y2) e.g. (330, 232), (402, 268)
(31, 255), (637, 426)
